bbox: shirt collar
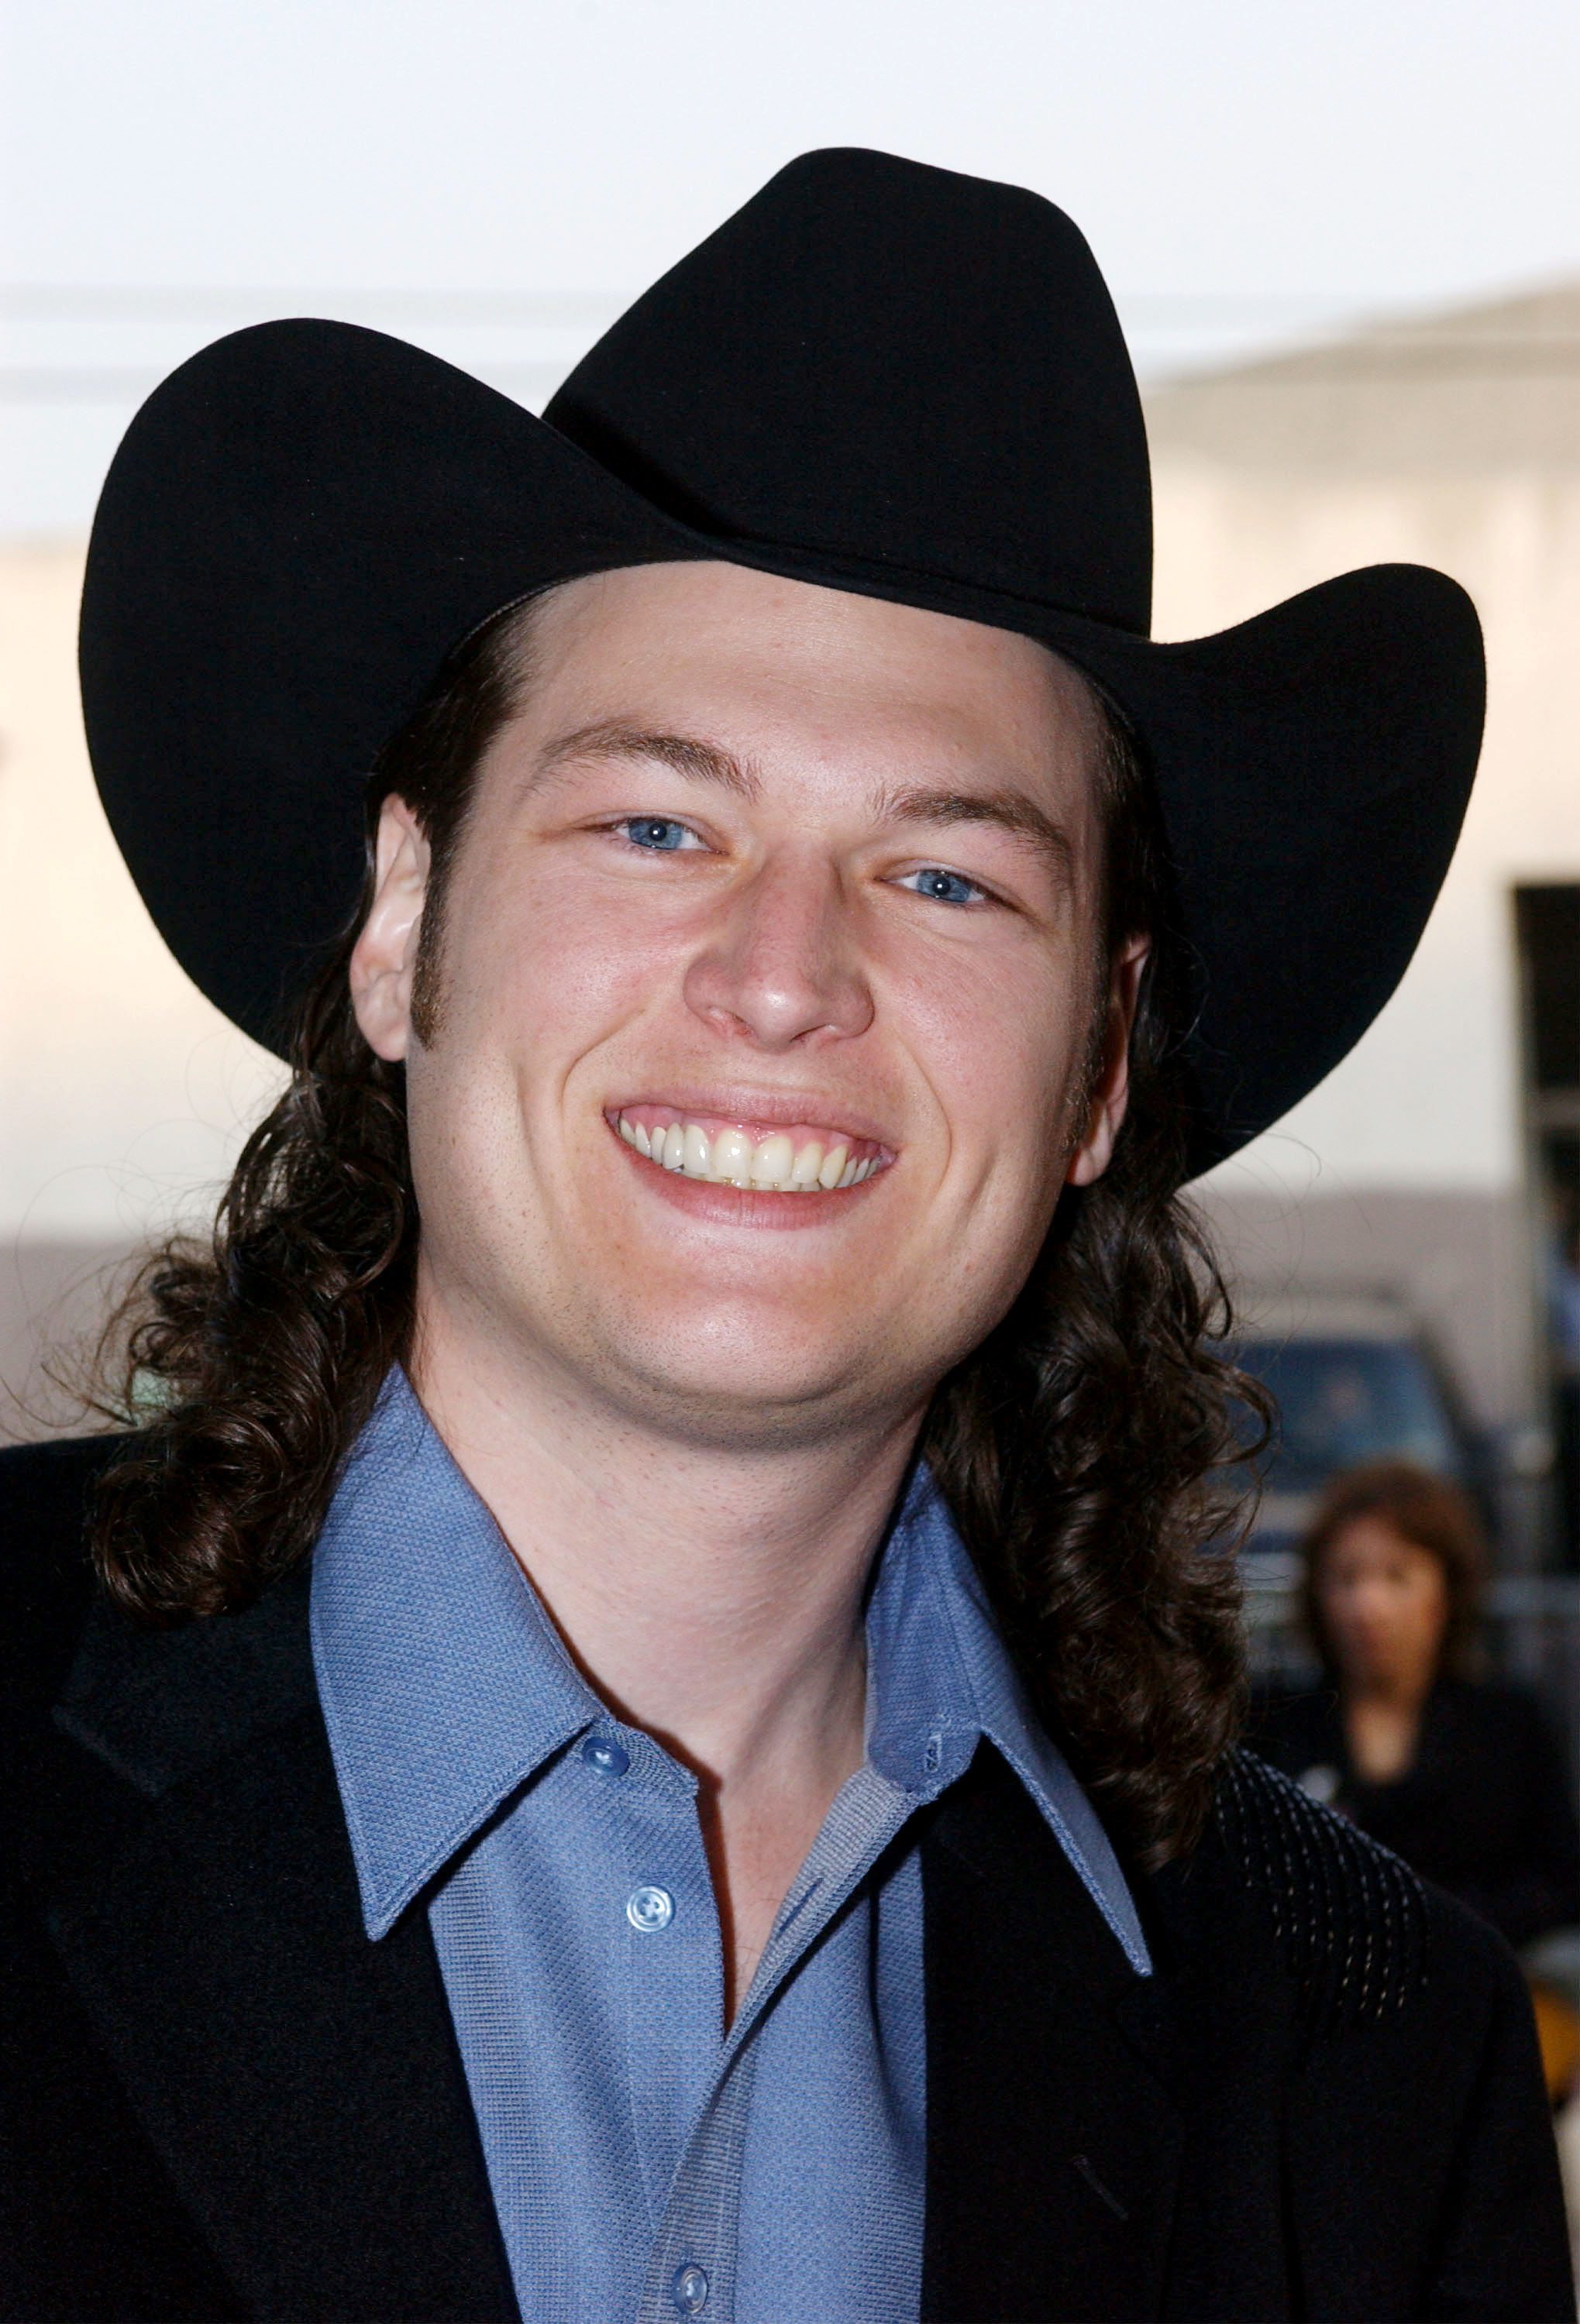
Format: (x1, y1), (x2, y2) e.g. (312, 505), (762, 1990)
(865, 1466), (1150, 1972)
(311, 1370), (602, 1939)
(312, 1369), (1149, 1974)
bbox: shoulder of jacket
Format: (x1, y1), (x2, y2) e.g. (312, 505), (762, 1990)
(1444, 1675), (1547, 1731)
(0, 1431), (137, 1723)
(1214, 1747), (1431, 2036)
(0, 1429), (129, 1549)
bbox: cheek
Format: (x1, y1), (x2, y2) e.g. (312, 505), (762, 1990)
(934, 999), (1092, 1218)
(895, 961), (1087, 1198)
(449, 858), (683, 1067)
(1322, 1583), (1364, 1635)
(1415, 1581), (1450, 1637)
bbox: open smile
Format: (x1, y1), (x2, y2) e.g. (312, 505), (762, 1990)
(608, 1104), (890, 1192)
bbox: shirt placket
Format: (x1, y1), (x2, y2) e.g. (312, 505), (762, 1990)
(635, 1766), (916, 2324)
(614, 1744), (728, 2246)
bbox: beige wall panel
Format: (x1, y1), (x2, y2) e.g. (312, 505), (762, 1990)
(1149, 463), (1580, 1197)
(0, 541), (284, 1245)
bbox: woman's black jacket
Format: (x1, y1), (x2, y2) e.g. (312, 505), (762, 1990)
(1256, 1676), (1580, 1950)
(2, 1435), (1572, 2323)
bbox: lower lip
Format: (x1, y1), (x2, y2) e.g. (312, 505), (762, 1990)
(611, 1129), (881, 1230)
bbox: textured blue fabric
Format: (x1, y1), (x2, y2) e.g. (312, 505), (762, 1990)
(312, 1370), (1148, 2324)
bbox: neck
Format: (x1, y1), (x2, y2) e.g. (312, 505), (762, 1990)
(408, 1280), (928, 2015)
(1348, 1664), (1435, 1717)
(407, 1279), (924, 1810)
(1341, 1664), (1436, 1787)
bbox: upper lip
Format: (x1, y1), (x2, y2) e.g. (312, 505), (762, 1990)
(608, 1086), (898, 1147)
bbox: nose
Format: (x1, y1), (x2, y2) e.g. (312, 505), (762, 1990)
(682, 850), (874, 1052)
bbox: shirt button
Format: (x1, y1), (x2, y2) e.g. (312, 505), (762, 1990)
(671, 2261), (709, 2313)
(580, 1734), (631, 1778)
(627, 1884), (675, 1933)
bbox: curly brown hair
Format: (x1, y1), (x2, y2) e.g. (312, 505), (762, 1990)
(1299, 1459), (1487, 1684)
(84, 592), (1265, 1868)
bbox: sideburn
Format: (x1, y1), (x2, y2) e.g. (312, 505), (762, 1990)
(1058, 686), (1151, 1171)
(408, 886), (449, 1050)
(375, 594), (549, 1052)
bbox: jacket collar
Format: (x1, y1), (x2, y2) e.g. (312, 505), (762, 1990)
(33, 1566), (520, 2323)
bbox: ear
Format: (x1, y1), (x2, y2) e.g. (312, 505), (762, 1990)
(1065, 934), (1150, 1188)
(349, 796), (432, 1063)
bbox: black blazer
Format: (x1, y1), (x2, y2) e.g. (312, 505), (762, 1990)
(2, 1435), (1571, 2324)
(1255, 1677), (1580, 1950)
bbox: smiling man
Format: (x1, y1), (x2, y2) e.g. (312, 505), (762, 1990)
(2, 152), (1571, 2322)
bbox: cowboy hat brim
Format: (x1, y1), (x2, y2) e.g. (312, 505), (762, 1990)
(79, 317), (1482, 1177)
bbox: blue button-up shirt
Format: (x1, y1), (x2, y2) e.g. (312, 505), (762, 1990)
(311, 1370), (1147, 2324)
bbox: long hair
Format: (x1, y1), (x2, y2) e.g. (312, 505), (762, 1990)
(84, 596), (1265, 1867)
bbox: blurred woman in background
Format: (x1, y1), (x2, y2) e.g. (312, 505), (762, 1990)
(1260, 1461), (1580, 1954)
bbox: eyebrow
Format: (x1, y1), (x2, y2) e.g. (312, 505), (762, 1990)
(530, 724), (1075, 882)
(534, 722), (759, 797)
(877, 784), (1078, 885)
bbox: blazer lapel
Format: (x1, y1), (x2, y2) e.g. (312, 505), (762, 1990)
(919, 1745), (1184, 2323)
(1112, 1844), (1298, 2324)
(920, 1746), (1301, 2324)
(24, 1567), (518, 2324)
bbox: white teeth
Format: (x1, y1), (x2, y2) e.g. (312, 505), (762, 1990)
(750, 1133), (794, 1188)
(791, 1142), (824, 1188)
(619, 1114), (879, 1191)
(711, 1126), (752, 1181)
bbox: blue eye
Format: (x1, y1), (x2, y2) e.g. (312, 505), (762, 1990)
(904, 866), (983, 906)
(622, 816), (694, 851)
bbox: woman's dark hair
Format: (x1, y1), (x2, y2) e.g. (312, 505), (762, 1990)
(1299, 1459), (1486, 1683)
(84, 589), (1266, 1868)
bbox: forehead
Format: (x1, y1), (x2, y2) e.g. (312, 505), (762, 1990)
(512, 561), (1105, 788)
(1327, 1514), (1439, 1569)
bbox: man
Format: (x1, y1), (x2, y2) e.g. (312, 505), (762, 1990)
(2, 150), (1569, 2321)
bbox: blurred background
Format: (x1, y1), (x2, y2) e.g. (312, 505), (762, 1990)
(2, 7), (1578, 1638)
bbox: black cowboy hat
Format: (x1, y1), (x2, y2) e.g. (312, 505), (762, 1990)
(79, 147), (1482, 1176)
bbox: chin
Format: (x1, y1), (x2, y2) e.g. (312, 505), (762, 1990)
(587, 1310), (912, 1442)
